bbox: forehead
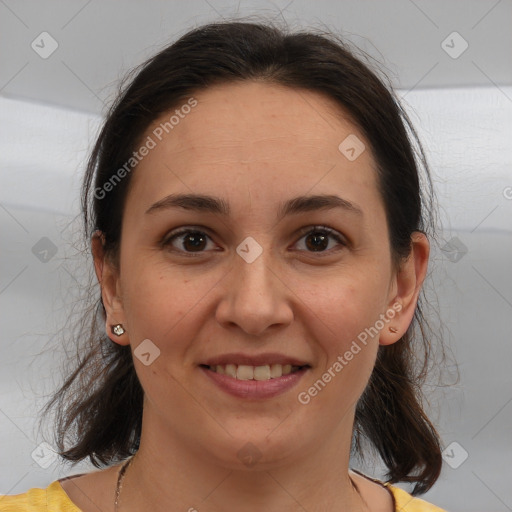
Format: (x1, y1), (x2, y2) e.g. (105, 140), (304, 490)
(127, 81), (380, 215)
(155, 81), (366, 160)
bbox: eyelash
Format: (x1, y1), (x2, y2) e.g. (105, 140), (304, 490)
(161, 225), (347, 257)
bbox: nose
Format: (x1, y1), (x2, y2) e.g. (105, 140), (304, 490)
(215, 242), (294, 336)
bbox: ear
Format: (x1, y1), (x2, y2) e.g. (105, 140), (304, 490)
(91, 230), (130, 346)
(379, 231), (430, 346)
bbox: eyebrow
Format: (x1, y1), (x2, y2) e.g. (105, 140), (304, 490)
(145, 193), (364, 220)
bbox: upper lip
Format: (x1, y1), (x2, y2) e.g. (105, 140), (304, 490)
(201, 352), (311, 367)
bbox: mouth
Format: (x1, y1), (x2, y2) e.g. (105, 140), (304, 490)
(198, 352), (312, 399)
(199, 363), (310, 381)
(198, 355), (312, 399)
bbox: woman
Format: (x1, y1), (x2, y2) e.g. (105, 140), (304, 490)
(0, 19), (448, 511)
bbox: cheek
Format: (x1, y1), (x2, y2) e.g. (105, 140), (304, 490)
(297, 274), (384, 401)
(120, 260), (193, 344)
(121, 264), (210, 405)
(301, 272), (385, 348)
(123, 251), (201, 313)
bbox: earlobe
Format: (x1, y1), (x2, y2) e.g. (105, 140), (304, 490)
(379, 231), (430, 346)
(91, 231), (130, 346)
(109, 323), (129, 347)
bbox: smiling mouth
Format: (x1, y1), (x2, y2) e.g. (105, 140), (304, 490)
(199, 363), (310, 380)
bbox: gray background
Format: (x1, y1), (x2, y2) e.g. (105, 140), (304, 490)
(1, 1), (511, 511)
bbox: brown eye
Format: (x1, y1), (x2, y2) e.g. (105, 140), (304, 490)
(162, 229), (214, 254)
(294, 226), (346, 254)
(162, 225), (346, 257)
(305, 232), (329, 251)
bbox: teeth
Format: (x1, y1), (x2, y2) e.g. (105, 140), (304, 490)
(225, 364), (237, 378)
(208, 363), (304, 380)
(237, 365), (254, 380)
(254, 365), (271, 381)
(270, 364), (282, 378)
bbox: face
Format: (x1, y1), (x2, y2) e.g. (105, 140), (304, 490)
(95, 81), (425, 469)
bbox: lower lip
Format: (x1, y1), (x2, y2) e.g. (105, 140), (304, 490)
(199, 366), (309, 399)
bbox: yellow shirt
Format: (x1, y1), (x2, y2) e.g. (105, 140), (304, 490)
(0, 478), (447, 511)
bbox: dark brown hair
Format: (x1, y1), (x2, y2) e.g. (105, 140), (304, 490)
(40, 18), (447, 495)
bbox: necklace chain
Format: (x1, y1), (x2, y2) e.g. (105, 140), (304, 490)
(114, 456), (135, 512)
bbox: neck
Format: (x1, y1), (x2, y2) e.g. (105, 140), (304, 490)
(116, 408), (367, 512)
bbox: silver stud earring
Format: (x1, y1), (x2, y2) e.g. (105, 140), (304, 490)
(111, 324), (126, 336)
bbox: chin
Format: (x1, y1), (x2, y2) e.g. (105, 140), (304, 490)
(199, 421), (310, 470)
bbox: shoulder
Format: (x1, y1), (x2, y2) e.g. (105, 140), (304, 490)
(349, 469), (447, 512)
(0, 481), (81, 512)
(386, 484), (448, 512)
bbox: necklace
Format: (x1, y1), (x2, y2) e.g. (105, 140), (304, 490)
(114, 456), (135, 512)
(113, 456), (368, 512)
